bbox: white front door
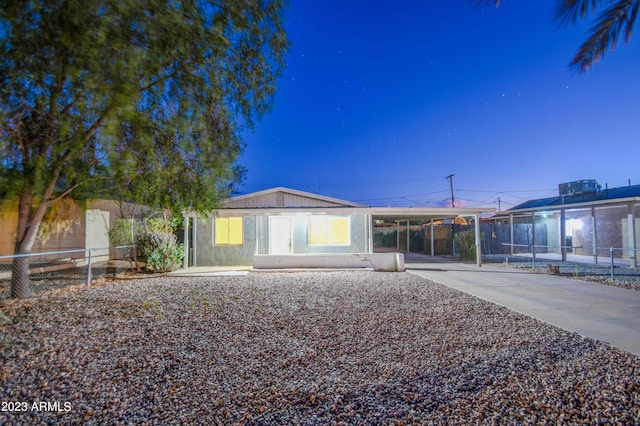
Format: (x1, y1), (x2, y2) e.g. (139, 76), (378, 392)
(269, 216), (292, 254)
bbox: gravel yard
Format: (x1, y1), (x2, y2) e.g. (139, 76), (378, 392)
(1, 271), (639, 424)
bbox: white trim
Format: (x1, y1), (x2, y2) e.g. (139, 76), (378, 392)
(204, 206), (494, 218)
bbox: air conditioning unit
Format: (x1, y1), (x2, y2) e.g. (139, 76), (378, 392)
(558, 180), (598, 196)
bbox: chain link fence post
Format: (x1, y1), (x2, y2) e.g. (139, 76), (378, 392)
(610, 247), (615, 281)
(86, 248), (93, 286)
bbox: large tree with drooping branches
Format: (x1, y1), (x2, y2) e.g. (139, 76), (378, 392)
(0, 0), (289, 298)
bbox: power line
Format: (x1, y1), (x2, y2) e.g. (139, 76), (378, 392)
(445, 174), (455, 208)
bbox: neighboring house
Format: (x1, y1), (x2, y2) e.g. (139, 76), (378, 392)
(491, 180), (640, 266)
(0, 199), (149, 261)
(184, 187), (495, 269)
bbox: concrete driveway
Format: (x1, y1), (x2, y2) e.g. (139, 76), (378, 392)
(404, 253), (640, 357)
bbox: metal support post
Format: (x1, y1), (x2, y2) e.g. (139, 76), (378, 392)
(475, 213), (482, 267)
(610, 247), (615, 281)
(86, 248), (93, 286)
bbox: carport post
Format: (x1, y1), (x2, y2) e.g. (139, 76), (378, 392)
(628, 204), (637, 269)
(367, 214), (373, 254)
(475, 213), (482, 267)
(193, 219), (197, 267)
(509, 214), (514, 255)
(560, 209), (567, 262)
(531, 212), (537, 267)
(396, 221), (400, 251)
(592, 207), (598, 264)
(430, 220), (434, 257)
(183, 216), (189, 269)
(407, 220), (410, 253)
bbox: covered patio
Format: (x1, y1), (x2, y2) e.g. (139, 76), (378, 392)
(493, 191), (640, 268)
(368, 206), (495, 267)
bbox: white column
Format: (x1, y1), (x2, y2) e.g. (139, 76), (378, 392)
(628, 204), (637, 268)
(192, 219), (197, 267)
(531, 212), (536, 266)
(509, 214), (514, 255)
(592, 207), (598, 264)
(430, 219), (434, 256)
(396, 221), (400, 251)
(406, 220), (410, 253)
(560, 209), (567, 261)
(183, 216), (189, 269)
(370, 215), (374, 253)
(475, 213), (482, 267)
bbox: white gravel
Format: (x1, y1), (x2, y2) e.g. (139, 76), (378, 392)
(1, 270), (639, 424)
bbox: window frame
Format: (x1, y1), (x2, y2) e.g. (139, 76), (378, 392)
(308, 215), (351, 246)
(213, 217), (244, 246)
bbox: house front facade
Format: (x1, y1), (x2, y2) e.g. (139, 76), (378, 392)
(184, 187), (495, 269)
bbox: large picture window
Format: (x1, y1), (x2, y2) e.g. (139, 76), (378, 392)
(214, 217), (243, 245)
(308, 216), (350, 245)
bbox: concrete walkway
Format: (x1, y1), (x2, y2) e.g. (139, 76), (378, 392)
(405, 254), (640, 357)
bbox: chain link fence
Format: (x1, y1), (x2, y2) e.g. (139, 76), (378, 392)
(0, 245), (139, 301)
(484, 244), (640, 288)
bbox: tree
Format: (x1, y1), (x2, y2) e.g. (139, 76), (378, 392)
(0, 0), (289, 298)
(476, 0), (639, 71)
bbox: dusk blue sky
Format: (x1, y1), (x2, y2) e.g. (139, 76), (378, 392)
(238, 0), (640, 211)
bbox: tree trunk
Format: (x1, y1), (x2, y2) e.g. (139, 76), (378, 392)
(10, 256), (32, 298)
(11, 189), (48, 299)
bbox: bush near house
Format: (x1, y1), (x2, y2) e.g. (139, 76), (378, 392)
(109, 217), (183, 273)
(454, 229), (477, 261)
(137, 218), (184, 273)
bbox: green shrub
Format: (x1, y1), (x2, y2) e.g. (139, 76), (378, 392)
(137, 218), (184, 273)
(454, 229), (477, 261)
(144, 217), (174, 233)
(138, 230), (184, 273)
(108, 219), (142, 246)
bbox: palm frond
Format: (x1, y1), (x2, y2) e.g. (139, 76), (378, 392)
(626, 0), (639, 41)
(554, 0), (603, 26)
(570, 0), (638, 72)
(470, 0), (503, 8)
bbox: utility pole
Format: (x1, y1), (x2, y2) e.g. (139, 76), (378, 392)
(446, 174), (455, 208)
(496, 197), (501, 212)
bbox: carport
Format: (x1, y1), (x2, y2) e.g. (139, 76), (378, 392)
(368, 206), (495, 267)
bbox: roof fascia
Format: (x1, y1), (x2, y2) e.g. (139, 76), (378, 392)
(201, 206), (495, 219)
(502, 196), (640, 217)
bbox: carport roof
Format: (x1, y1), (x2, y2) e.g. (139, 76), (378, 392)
(206, 206), (495, 222)
(367, 206), (495, 222)
(498, 184), (640, 216)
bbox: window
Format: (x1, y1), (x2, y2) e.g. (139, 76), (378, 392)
(214, 217), (243, 245)
(308, 216), (350, 245)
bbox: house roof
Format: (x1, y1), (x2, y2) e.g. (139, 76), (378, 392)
(223, 187), (368, 209)
(507, 184), (640, 213)
(184, 186), (495, 219)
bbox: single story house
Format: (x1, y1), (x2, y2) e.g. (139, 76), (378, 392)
(183, 187), (495, 269)
(491, 180), (640, 267)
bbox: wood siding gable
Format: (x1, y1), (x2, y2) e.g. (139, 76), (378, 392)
(224, 187), (366, 209)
